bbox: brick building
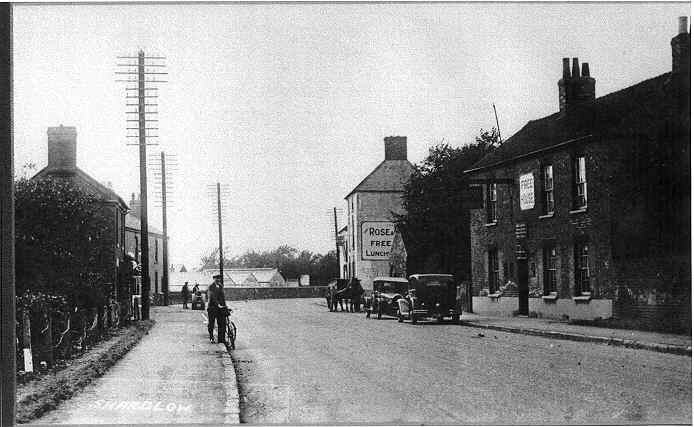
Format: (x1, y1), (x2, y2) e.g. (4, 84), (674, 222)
(124, 193), (166, 300)
(32, 125), (129, 289)
(466, 18), (690, 332)
(344, 136), (415, 291)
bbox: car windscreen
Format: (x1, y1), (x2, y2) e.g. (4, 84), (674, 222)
(416, 277), (455, 289)
(376, 281), (406, 293)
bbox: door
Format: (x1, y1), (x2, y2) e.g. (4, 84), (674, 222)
(518, 259), (529, 315)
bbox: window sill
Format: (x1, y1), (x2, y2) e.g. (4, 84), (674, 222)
(570, 208), (587, 215)
(484, 222), (498, 227)
(572, 294), (592, 303)
(539, 213), (554, 219)
(542, 293), (558, 301)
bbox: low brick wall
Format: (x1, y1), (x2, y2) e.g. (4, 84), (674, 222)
(472, 296), (613, 320)
(223, 286), (328, 301)
(166, 287), (328, 304)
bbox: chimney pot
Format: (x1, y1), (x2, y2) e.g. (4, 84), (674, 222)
(571, 58), (580, 78)
(679, 16), (688, 34)
(581, 62), (590, 77)
(384, 136), (407, 161)
(562, 58), (571, 78)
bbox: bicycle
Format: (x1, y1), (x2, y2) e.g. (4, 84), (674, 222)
(220, 306), (237, 350)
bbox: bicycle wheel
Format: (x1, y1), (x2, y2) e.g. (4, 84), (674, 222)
(226, 319), (237, 350)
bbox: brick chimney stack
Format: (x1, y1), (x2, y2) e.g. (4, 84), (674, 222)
(47, 125), (77, 171)
(130, 192), (142, 218)
(384, 136), (407, 161)
(558, 57), (596, 113)
(671, 16), (690, 74)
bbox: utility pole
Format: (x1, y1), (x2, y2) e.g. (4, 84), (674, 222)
(207, 183), (230, 283)
(333, 207), (340, 277)
(493, 103), (503, 144)
(150, 151), (177, 306)
(217, 183), (224, 283)
(117, 50), (167, 320)
(0, 4), (14, 424)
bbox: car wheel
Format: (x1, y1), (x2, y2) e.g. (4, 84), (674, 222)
(410, 311), (417, 324)
(397, 309), (403, 323)
(377, 303), (382, 320)
(436, 315), (443, 323)
(366, 308), (370, 318)
(452, 314), (460, 324)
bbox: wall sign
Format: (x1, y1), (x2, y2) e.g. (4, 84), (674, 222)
(519, 173), (535, 210)
(361, 221), (395, 260)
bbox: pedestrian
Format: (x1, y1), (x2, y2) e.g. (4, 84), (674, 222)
(181, 282), (190, 309)
(349, 278), (364, 312)
(192, 282), (200, 296)
(207, 274), (228, 344)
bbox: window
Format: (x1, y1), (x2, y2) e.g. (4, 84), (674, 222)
(543, 246), (558, 294)
(155, 239), (159, 263)
(573, 156), (587, 209)
(155, 271), (159, 294)
(488, 249), (499, 293)
(486, 183), (498, 223)
(575, 242), (590, 294)
(543, 164), (555, 214)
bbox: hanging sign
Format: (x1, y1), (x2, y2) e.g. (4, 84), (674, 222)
(519, 173), (535, 210)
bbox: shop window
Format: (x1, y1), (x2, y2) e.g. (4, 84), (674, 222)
(486, 183), (498, 223)
(488, 249), (499, 293)
(575, 242), (591, 294)
(573, 156), (587, 210)
(543, 164), (555, 214)
(543, 246), (558, 294)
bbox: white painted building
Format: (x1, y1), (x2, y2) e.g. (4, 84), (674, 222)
(344, 136), (415, 291)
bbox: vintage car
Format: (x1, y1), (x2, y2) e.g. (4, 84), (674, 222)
(365, 277), (409, 319)
(397, 274), (460, 324)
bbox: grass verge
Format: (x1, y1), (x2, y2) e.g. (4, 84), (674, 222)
(16, 320), (154, 424)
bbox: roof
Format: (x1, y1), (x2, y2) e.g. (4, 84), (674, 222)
(467, 72), (689, 172)
(200, 267), (285, 284)
(373, 277), (408, 283)
(408, 274), (454, 280)
(345, 159), (415, 199)
(32, 166), (129, 210)
(169, 271), (211, 291)
(125, 212), (164, 237)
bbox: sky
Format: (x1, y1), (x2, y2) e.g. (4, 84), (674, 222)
(11, 2), (690, 270)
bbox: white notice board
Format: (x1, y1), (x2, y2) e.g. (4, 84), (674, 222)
(519, 173), (535, 210)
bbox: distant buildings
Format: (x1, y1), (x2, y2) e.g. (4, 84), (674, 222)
(343, 136), (415, 290)
(466, 18), (690, 331)
(125, 193), (166, 301)
(199, 267), (287, 287)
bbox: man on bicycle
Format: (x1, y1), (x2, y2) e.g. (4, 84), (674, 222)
(207, 274), (228, 344)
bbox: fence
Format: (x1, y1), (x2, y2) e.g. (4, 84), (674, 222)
(15, 300), (126, 373)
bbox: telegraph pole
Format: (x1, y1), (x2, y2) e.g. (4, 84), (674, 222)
(333, 207), (340, 276)
(0, 4), (14, 424)
(150, 151), (177, 306)
(217, 183), (224, 283)
(117, 50), (167, 320)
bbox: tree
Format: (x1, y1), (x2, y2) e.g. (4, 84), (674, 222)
(15, 177), (114, 306)
(395, 128), (500, 281)
(198, 245), (338, 284)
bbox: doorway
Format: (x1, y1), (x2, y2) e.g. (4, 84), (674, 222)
(518, 259), (529, 315)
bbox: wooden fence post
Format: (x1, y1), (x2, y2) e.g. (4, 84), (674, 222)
(40, 311), (53, 369)
(22, 310), (33, 373)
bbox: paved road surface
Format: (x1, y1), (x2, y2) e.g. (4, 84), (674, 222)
(231, 298), (691, 425)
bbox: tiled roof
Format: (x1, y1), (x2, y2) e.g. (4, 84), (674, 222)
(345, 159), (415, 198)
(468, 72), (689, 172)
(125, 212), (164, 236)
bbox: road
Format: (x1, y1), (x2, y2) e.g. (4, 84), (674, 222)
(231, 298), (691, 425)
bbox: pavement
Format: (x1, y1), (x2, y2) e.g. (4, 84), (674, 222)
(458, 312), (692, 356)
(34, 305), (239, 425)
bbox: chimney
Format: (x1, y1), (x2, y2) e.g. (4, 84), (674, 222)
(557, 57), (596, 113)
(384, 136), (407, 161)
(47, 125), (77, 171)
(671, 16), (690, 74)
(130, 192), (141, 218)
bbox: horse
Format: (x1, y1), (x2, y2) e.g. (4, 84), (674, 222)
(327, 279), (351, 312)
